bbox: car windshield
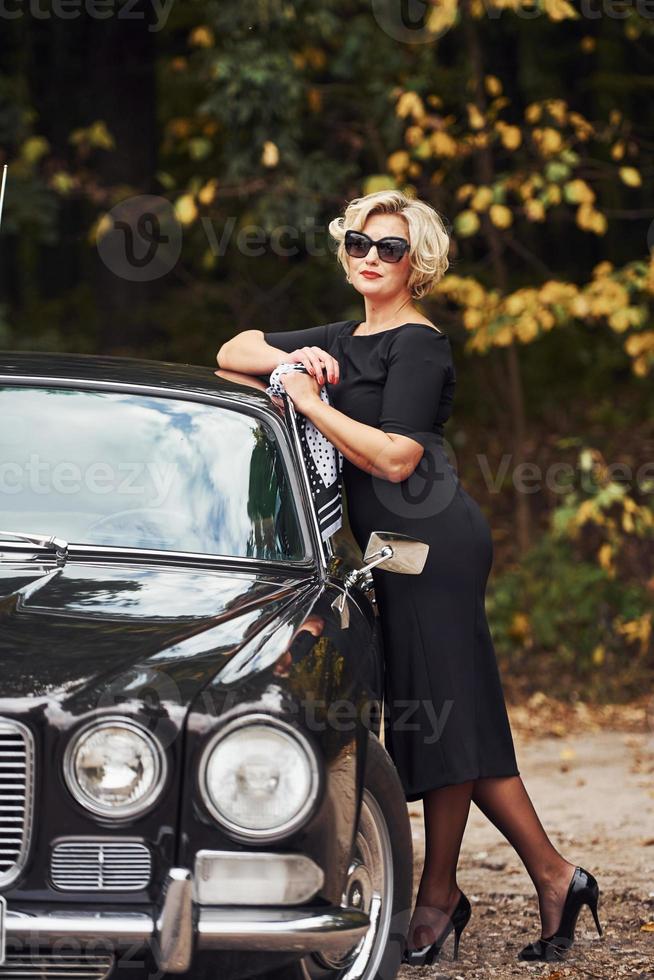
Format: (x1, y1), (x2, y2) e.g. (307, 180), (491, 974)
(0, 385), (306, 561)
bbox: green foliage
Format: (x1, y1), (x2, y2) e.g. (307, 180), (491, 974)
(488, 532), (652, 701)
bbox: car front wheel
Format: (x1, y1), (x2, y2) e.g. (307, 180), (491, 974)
(295, 732), (414, 980)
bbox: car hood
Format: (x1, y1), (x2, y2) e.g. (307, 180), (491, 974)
(0, 561), (315, 713)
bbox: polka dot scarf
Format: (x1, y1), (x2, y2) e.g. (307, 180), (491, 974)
(267, 362), (343, 541)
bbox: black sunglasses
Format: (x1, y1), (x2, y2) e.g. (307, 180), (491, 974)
(344, 229), (410, 264)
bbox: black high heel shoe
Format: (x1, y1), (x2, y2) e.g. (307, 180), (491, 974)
(402, 890), (471, 966)
(518, 866), (603, 962)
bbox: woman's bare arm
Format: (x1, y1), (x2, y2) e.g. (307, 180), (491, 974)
(296, 393), (424, 484)
(216, 330), (287, 375)
(216, 330), (340, 382)
(218, 331), (422, 482)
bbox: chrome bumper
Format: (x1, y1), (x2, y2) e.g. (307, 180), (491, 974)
(5, 869), (370, 973)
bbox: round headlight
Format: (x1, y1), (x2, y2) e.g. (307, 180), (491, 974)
(64, 718), (166, 818)
(199, 715), (320, 841)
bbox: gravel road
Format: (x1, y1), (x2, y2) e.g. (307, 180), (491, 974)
(397, 695), (654, 979)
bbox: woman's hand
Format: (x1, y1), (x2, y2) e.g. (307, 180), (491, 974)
(285, 346), (340, 384)
(279, 370), (323, 413)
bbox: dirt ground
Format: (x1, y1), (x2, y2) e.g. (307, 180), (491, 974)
(396, 692), (654, 980)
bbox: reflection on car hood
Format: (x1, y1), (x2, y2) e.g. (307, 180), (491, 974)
(0, 561), (313, 709)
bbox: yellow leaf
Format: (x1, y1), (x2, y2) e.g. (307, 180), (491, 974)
(525, 199), (546, 222)
(611, 140), (625, 161)
(387, 151), (410, 175)
(525, 102), (541, 124)
(543, 0), (579, 19)
(467, 104), (485, 130)
(545, 98), (569, 125)
(485, 74), (502, 96)
(499, 124), (522, 150)
(405, 126), (424, 147)
(619, 167), (642, 187)
(533, 127), (563, 156)
(51, 171), (75, 194)
(592, 644), (605, 666)
(456, 184), (476, 203)
(509, 612), (530, 639)
(20, 136), (50, 165)
(470, 186), (494, 212)
(198, 179), (218, 206)
(261, 141), (279, 167)
(70, 121), (115, 150)
(363, 174), (398, 195)
(489, 204), (513, 228)
(640, 922), (654, 932)
(564, 179), (595, 204)
(202, 248), (216, 271)
(189, 26), (215, 48)
(454, 210), (481, 237)
(430, 131), (458, 157)
(89, 212), (113, 246)
(463, 308), (484, 329)
(516, 314), (539, 342)
(174, 194), (198, 226)
(576, 204), (607, 235)
(598, 543), (613, 571)
(396, 91), (425, 121)
(622, 511), (635, 533)
(425, 0), (458, 36)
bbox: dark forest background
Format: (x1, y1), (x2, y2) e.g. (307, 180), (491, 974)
(1, 0), (652, 698)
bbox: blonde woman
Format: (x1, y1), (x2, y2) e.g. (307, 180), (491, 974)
(216, 190), (601, 966)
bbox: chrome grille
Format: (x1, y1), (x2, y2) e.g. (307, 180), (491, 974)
(50, 840), (152, 891)
(0, 954), (114, 978)
(0, 720), (34, 888)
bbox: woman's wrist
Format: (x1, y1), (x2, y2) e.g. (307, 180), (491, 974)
(293, 391), (323, 416)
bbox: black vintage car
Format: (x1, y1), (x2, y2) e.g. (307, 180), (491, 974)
(0, 351), (428, 980)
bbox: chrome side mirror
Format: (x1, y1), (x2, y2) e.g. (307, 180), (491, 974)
(331, 531), (430, 628)
(360, 531), (429, 577)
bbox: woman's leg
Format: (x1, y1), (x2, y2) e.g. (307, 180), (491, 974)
(471, 774), (577, 937)
(408, 774), (577, 948)
(406, 779), (474, 949)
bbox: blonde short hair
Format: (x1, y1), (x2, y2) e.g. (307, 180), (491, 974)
(328, 190), (450, 300)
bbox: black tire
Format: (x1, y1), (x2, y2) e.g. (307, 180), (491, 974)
(260, 732), (413, 980)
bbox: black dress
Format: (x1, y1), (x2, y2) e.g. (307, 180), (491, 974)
(263, 319), (520, 802)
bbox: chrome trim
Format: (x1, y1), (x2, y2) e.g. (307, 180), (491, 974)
(4, 903), (369, 959)
(285, 396), (328, 576)
(50, 838), (152, 892)
(198, 713), (321, 843)
(0, 953), (115, 979)
(197, 907), (369, 955)
(63, 717), (167, 820)
(0, 542), (317, 576)
(155, 868), (193, 974)
(0, 374), (317, 568)
(6, 912), (153, 947)
(0, 720), (34, 889)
